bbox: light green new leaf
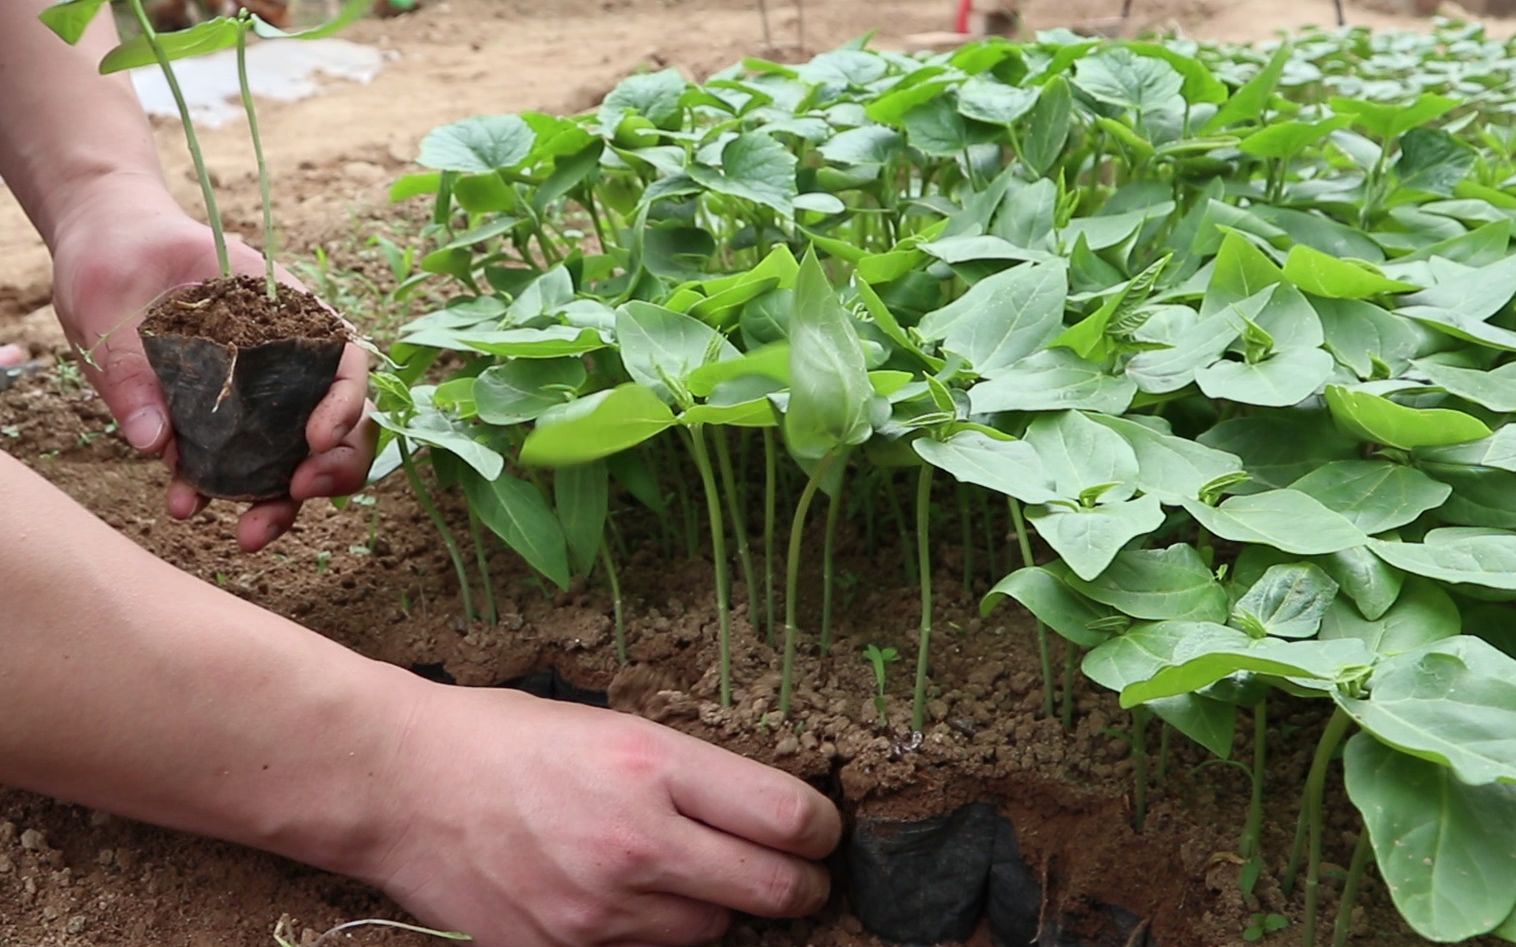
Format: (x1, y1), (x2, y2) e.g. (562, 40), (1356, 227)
(968, 349), (1137, 415)
(1321, 577), (1459, 657)
(616, 302), (739, 404)
(1066, 544), (1229, 623)
(474, 358), (586, 425)
(1087, 414), (1244, 503)
(1195, 347), (1335, 407)
(1238, 116), (1348, 159)
(1289, 460), (1452, 534)
(1117, 624), (1373, 706)
(1345, 734), (1516, 943)
(249, 0), (371, 38)
(1204, 41), (1292, 131)
(1180, 490), (1368, 555)
(1232, 563), (1339, 639)
(689, 132), (798, 216)
(1023, 77), (1073, 176)
(1204, 233), (1284, 315)
(1330, 92), (1457, 141)
(440, 327), (609, 359)
(784, 249), (873, 461)
(99, 17), (240, 73)
(38, 0), (108, 44)
(917, 260), (1068, 376)
(981, 566), (1117, 648)
(914, 431), (1059, 505)
(463, 469), (571, 590)
(1415, 360), (1516, 413)
(1336, 636), (1516, 786)
(686, 343), (790, 396)
(519, 385), (677, 466)
(1030, 495), (1165, 581)
(1025, 410), (1139, 500)
(1282, 244), (1419, 299)
(554, 462), (608, 577)
(1369, 529), (1516, 591)
(419, 115), (535, 172)
(1126, 288), (1267, 395)
(1325, 385), (1490, 451)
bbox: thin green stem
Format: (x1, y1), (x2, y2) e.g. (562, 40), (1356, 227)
(1303, 709), (1354, 947)
(1155, 722), (1171, 785)
(911, 464), (934, 733)
(466, 508), (498, 626)
(398, 441), (474, 623)
(819, 473), (845, 656)
(127, 0), (229, 275)
(599, 540), (627, 665)
(1010, 498), (1056, 719)
(1132, 705), (1151, 832)
(1242, 700), (1268, 860)
(685, 427), (732, 708)
(715, 428), (760, 637)
(235, 26), (276, 299)
(763, 429), (778, 646)
(780, 451), (837, 718)
(1332, 826), (1374, 947)
(885, 473), (917, 584)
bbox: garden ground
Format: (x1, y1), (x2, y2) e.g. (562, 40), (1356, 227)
(2, 1), (1514, 945)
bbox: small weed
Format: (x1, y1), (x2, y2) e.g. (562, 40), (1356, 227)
(1, 425), (19, 439)
(1243, 913), (1289, 942)
(315, 550), (332, 574)
(863, 644), (900, 724)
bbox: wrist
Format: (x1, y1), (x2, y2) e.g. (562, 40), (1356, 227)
(43, 167), (181, 251)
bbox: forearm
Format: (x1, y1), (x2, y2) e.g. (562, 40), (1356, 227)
(0, 0), (170, 248)
(0, 451), (413, 876)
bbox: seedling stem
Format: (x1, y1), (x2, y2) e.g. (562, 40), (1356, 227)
(1241, 700), (1267, 862)
(1009, 498), (1056, 719)
(599, 540), (627, 665)
(762, 428), (778, 645)
(1298, 708), (1353, 946)
(126, 0), (230, 276)
(398, 440), (475, 624)
(780, 450), (838, 718)
(1332, 827), (1372, 947)
(911, 464), (934, 732)
(465, 508), (498, 626)
(235, 23), (278, 300)
(715, 428), (760, 638)
(819, 476), (844, 656)
(685, 426), (733, 707)
(1131, 705), (1150, 831)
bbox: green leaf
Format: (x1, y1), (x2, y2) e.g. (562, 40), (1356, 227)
(462, 469), (571, 590)
(419, 115), (535, 172)
(1030, 495), (1166, 582)
(1424, 464), (1516, 530)
(1325, 385), (1491, 451)
(1066, 544), (1228, 623)
(817, 126), (904, 165)
(686, 343), (790, 396)
(616, 302), (739, 404)
(598, 68), (687, 129)
(1115, 624), (1373, 706)
(680, 398), (779, 428)
(957, 77), (1038, 125)
(1414, 360), (1516, 413)
(1023, 77), (1073, 176)
(1071, 48), (1183, 114)
(968, 349), (1137, 415)
(784, 249), (873, 461)
(1086, 414), (1245, 504)
(1330, 92), (1457, 141)
(689, 132), (798, 215)
(1321, 577), (1459, 658)
(1319, 546), (1405, 623)
(1282, 245), (1418, 300)
(1125, 42), (1227, 104)
(1195, 347), (1335, 408)
(1398, 253), (1516, 325)
(1204, 41), (1292, 131)
(1025, 410), (1139, 500)
(474, 358), (586, 425)
(1232, 563), (1339, 639)
(1205, 233), (1284, 315)
(520, 385), (677, 466)
(1288, 460), (1452, 534)
(902, 97), (974, 158)
(1180, 490), (1368, 555)
(1126, 289), (1265, 394)
(1345, 733), (1516, 943)
(554, 462), (608, 577)
(38, 0), (108, 44)
(917, 261), (1068, 376)
(914, 430), (1059, 506)
(413, 326), (608, 359)
(99, 16), (242, 73)
(1369, 529), (1516, 592)
(1316, 296), (1425, 380)
(249, 0), (370, 38)
(1237, 116), (1348, 159)
(1418, 427), (1516, 475)
(981, 566), (1117, 648)
(1336, 636), (1516, 786)
(372, 409), (503, 481)
(1396, 128), (1475, 198)
(1199, 411), (1360, 489)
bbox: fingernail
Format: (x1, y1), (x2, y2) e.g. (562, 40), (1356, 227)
(308, 475), (335, 497)
(122, 407), (166, 451)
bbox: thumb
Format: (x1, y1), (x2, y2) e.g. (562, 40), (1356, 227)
(82, 331), (172, 455)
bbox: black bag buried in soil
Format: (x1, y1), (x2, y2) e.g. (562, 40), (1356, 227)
(849, 802), (999, 945)
(143, 333), (344, 501)
(988, 812), (1043, 947)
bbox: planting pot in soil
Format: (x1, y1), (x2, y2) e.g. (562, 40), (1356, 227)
(140, 276), (345, 501)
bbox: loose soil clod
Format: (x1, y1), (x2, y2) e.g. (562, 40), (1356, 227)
(140, 275), (345, 501)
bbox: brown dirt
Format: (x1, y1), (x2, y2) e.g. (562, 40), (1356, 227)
(5, 1), (1515, 945)
(141, 276), (343, 348)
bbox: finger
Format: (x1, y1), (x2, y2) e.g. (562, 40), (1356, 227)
(80, 334), (170, 454)
(306, 344), (370, 454)
(665, 736), (841, 860)
(0, 344), (27, 369)
(289, 411), (377, 502)
(650, 821), (830, 919)
(162, 444), (209, 520)
(237, 498), (301, 553)
(608, 895), (730, 946)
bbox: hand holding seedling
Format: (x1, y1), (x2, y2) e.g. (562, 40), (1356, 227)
(0, 0), (374, 551)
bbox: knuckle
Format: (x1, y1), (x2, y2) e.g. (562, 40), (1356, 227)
(756, 862), (811, 917)
(557, 900), (613, 945)
(600, 824), (662, 881)
(687, 904), (731, 944)
(769, 785), (815, 848)
(607, 725), (671, 784)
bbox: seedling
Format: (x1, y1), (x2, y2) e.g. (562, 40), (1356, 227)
(862, 644), (899, 723)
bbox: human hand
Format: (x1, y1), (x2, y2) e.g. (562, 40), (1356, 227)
(47, 172), (374, 551)
(362, 686), (842, 947)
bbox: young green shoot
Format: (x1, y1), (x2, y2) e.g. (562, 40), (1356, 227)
(1131, 704), (1151, 832)
(715, 428), (761, 638)
(819, 475), (845, 656)
(780, 450), (839, 718)
(1008, 498), (1056, 720)
(124, 0), (230, 275)
(599, 539), (627, 665)
(1296, 708), (1354, 946)
(911, 463), (934, 733)
(762, 428), (778, 645)
(465, 508), (499, 626)
(685, 426), (733, 707)
(398, 440), (475, 624)
(863, 643), (900, 723)
(234, 16), (278, 299)
(1332, 828), (1373, 947)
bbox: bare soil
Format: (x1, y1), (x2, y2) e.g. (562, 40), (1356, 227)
(142, 276), (343, 348)
(4, 1), (1514, 946)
